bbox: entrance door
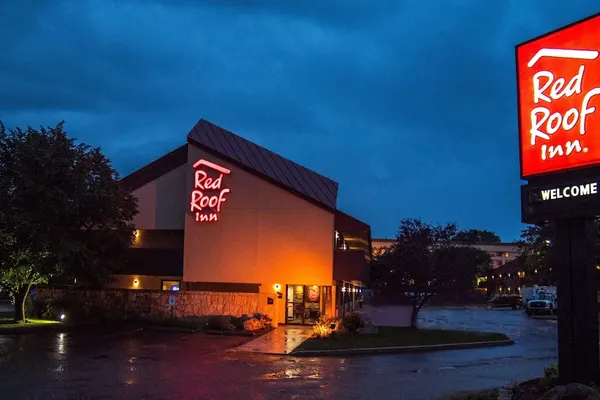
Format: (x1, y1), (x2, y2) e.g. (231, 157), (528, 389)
(286, 285), (304, 324)
(285, 285), (323, 325)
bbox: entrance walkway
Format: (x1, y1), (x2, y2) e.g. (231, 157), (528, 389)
(228, 325), (313, 355)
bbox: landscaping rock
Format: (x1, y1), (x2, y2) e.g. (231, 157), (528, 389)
(242, 318), (264, 331)
(539, 383), (600, 400)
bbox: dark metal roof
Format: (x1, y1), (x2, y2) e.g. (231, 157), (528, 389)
(120, 145), (188, 191)
(187, 119), (339, 211)
(493, 258), (524, 274)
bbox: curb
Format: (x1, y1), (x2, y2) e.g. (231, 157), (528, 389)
(290, 339), (515, 357)
(0, 324), (67, 335)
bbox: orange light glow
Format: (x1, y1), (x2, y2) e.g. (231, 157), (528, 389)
(273, 283), (281, 292)
(190, 159), (231, 222)
(133, 279), (139, 287)
(517, 14), (600, 177)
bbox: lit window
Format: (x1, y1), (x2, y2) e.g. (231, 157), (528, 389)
(162, 280), (181, 291)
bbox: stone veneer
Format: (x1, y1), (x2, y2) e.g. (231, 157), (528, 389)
(36, 287), (275, 321)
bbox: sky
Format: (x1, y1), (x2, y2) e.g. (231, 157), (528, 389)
(1, 0), (599, 242)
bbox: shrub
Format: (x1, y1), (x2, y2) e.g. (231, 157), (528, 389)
(343, 312), (363, 334)
(312, 316), (342, 338)
(230, 316), (244, 330)
(32, 300), (54, 320)
(540, 364), (559, 390)
(205, 315), (236, 331)
(242, 318), (265, 331)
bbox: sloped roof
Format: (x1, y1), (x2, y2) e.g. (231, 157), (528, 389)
(493, 258), (524, 274)
(120, 145), (188, 191)
(187, 119), (339, 210)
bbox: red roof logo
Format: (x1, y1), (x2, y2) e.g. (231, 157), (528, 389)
(190, 159), (231, 222)
(517, 14), (600, 178)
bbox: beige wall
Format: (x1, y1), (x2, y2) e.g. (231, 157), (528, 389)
(183, 145), (335, 304)
(132, 165), (187, 230)
(106, 274), (182, 290)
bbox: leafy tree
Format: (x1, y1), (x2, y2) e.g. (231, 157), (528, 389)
(517, 221), (600, 286)
(0, 122), (138, 322)
(370, 218), (491, 328)
(517, 224), (555, 286)
(454, 229), (501, 244)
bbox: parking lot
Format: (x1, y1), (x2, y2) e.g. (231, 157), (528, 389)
(0, 307), (557, 400)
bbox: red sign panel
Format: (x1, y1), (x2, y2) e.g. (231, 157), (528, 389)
(189, 159), (231, 222)
(517, 14), (600, 178)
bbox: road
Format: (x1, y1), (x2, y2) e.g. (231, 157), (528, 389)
(0, 308), (557, 400)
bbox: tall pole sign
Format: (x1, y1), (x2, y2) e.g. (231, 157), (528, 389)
(517, 13), (600, 385)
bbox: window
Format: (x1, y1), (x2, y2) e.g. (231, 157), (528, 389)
(161, 280), (181, 291)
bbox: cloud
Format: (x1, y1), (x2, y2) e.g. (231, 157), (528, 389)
(1, 0), (599, 240)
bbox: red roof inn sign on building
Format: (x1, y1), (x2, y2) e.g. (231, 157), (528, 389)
(517, 13), (600, 385)
(190, 159), (231, 222)
(518, 13), (600, 222)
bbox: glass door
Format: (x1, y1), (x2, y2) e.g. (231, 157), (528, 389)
(285, 285), (323, 325)
(304, 285), (321, 324)
(286, 285), (305, 324)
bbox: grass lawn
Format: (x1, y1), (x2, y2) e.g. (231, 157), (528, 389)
(442, 389), (499, 400)
(0, 309), (60, 329)
(0, 317), (60, 329)
(294, 326), (510, 352)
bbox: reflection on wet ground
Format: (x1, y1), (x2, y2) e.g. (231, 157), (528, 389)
(0, 308), (557, 400)
(229, 325), (313, 354)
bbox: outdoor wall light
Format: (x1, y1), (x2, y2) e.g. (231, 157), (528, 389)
(134, 230), (139, 237)
(273, 283), (281, 292)
(133, 279), (139, 287)
(60, 314), (66, 321)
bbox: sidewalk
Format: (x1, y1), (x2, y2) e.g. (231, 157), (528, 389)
(228, 325), (312, 355)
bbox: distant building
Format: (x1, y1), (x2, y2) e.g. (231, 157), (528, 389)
(372, 239), (525, 296)
(372, 239), (521, 267)
(484, 258), (530, 296)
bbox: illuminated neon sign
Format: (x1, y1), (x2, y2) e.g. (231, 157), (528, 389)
(190, 159), (231, 222)
(517, 14), (600, 177)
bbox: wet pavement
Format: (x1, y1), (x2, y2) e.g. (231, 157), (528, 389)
(229, 325), (313, 354)
(0, 308), (557, 400)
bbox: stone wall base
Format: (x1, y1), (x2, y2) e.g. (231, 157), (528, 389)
(36, 287), (275, 322)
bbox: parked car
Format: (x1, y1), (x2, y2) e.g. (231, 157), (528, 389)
(486, 294), (523, 310)
(524, 288), (557, 316)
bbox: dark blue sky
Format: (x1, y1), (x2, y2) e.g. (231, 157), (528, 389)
(1, 1), (598, 241)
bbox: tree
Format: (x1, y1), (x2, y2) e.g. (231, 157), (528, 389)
(517, 221), (600, 286)
(454, 229), (501, 244)
(370, 218), (491, 328)
(517, 224), (555, 285)
(0, 122), (138, 322)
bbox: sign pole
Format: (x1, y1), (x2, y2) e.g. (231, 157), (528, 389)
(553, 218), (599, 384)
(516, 11), (600, 386)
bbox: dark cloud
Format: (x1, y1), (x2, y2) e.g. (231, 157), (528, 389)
(1, 0), (599, 240)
